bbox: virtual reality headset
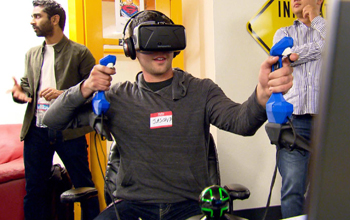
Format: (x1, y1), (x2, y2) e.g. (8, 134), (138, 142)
(132, 21), (186, 52)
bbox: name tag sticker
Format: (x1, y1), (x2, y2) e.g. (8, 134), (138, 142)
(150, 111), (173, 129)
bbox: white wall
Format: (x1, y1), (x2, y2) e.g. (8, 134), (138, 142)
(183, 0), (282, 210)
(0, 0), (68, 125)
(214, 0), (283, 210)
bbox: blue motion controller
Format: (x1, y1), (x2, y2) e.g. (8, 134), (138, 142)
(92, 55), (116, 116)
(266, 37), (293, 124)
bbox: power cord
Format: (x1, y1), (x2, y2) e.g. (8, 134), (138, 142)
(93, 114), (121, 220)
(261, 148), (280, 220)
(262, 117), (296, 220)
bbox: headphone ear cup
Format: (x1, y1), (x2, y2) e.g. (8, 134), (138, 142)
(123, 38), (136, 60)
(174, 51), (180, 58)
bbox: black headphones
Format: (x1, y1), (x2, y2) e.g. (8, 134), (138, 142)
(122, 10), (180, 60)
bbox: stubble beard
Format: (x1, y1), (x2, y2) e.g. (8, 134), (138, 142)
(33, 20), (54, 37)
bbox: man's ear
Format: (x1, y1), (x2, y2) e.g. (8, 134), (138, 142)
(51, 14), (60, 26)
(317, 0), (324, 6)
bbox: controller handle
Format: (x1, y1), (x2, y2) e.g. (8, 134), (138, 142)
(92, 55), (116, 115)
(266, 37), (294, 124)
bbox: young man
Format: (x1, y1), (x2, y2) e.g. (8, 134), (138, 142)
(10, 0), (99, 219)
(43, 10), (297, 220)
(272, 0), (326, 218)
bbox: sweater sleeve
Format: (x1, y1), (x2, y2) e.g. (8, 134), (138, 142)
(206, 80), (267, 136)
(43, 82), (92, 130)
(291, 17), (326, 66)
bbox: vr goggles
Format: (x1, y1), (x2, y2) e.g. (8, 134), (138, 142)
(132, 21), (186, 52)
(122, 14), (187, 60)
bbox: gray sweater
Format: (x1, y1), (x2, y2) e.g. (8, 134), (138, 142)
(44, 68), (267, 203)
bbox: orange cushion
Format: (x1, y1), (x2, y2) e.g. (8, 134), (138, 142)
(0, 124), (23, 164)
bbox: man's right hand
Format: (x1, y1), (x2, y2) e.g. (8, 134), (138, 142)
(9, 77), (32, 103)
(81, 64), (116, 98)
(303, 4), (320, 22)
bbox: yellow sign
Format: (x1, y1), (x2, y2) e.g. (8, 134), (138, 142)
(247, 0), (327, 53)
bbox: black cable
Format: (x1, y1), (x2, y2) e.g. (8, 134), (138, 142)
(262, 141), (281, 220)
(262, 116), (298, 220)
(262, 115), (312, 220)
(93, 132), (106, 181)
(287, 117), (308, 156)
(98, 118), (107, 164)
(93, 114), (121, 220)
(288, 117), (297, 149)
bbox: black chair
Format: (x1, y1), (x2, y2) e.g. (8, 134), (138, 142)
(60, 134), (250, 219)
(49, 164), (75, 220)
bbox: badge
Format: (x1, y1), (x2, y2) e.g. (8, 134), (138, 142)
(150, 111), (173, 129)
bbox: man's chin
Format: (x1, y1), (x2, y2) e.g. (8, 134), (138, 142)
(34, 31), (43, 37)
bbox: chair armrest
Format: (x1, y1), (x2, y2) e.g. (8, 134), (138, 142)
(60, 187), (98, 203)
(224, 183), (250, 200)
